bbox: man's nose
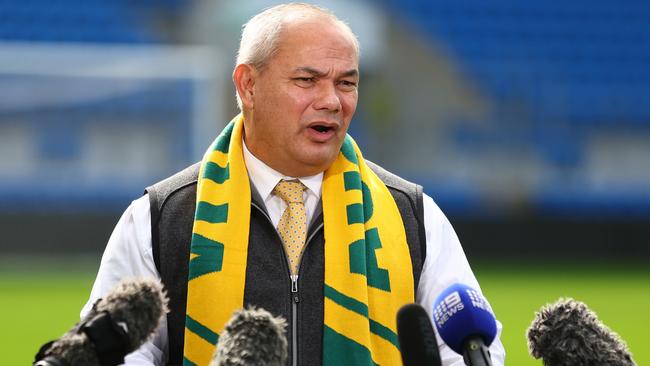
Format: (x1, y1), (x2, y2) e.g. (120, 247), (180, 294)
(313, 83), (341, 112)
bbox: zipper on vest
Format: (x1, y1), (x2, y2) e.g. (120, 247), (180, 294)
(252, 202), (325, 366)
(252, 201), (301, 365)
(290, 221), (323, 366)
(291, 274), (299, 366)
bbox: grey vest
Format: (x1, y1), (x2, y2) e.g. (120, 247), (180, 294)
(145, 160), (427, 366)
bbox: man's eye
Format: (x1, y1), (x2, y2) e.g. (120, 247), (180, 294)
(339, 80), (358, 90)
(294, 77), (315, 85)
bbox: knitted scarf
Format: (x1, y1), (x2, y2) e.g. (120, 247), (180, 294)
(183, 115), (414, 365)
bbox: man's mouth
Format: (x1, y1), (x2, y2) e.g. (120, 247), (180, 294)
(311, 125), (333, 133)
(306, 122), (339, 142)
(308, 121), (338, 134)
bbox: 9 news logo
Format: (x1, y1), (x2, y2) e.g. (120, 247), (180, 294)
(433, 291), (464, 327)
(433, 289), (493, 328)
(466, 289), (493, 313)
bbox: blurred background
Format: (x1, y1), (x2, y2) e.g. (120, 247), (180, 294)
(1, 0), (648, 364)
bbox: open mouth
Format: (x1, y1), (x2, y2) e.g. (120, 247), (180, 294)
(310, 125), (334, 133)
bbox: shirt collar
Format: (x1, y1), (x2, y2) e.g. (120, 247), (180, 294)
(242, 139), (323, 201)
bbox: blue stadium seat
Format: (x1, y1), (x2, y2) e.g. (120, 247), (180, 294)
(0, 0), (159, 43)
(378, 0), (650, 215)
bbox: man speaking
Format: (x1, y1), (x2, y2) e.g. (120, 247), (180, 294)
(81, 3), (506, 365)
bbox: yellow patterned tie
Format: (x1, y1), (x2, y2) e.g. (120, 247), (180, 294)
(273, 180), (307, 276)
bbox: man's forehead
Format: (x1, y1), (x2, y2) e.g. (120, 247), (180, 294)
(280, 17), (358, 54)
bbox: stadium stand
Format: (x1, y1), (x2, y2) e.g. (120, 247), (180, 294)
(0, 1), (647, 257)
(1, 1), (649, 217)
(380, 0), (650, 216)
(0, 0), (212, 212)
(0, 0), (158, 43)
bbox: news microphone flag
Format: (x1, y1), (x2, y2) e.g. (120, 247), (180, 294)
(432, 283), (496, 366)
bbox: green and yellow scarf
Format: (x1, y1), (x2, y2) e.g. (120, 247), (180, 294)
(183, 115), (414, 365)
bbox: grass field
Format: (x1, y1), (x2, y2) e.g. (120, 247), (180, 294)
(1, 257), (648, 365)
(475, 261), (650, 365)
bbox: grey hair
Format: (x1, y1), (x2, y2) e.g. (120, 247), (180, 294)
(234, 3), (360, 109)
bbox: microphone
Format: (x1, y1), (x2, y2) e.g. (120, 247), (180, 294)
(396, 303), (442, 366)
(432, 283), (497, 366)
(34, 278), (168, 366)
(527, 297), (637, 366)
(210, 306), (287, 366)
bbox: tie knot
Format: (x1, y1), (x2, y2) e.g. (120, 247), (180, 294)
(273, 180), (306, 204)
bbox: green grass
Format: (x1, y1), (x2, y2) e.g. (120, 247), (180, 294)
(1, 258), (648, 365)
(0, 257), (97, 365)
(475, 261), (650, 365)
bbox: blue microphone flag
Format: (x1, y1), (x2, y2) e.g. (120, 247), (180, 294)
(432, 283), (497, 355)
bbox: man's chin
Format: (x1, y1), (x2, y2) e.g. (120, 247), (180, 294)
(296, 151), (340, 175)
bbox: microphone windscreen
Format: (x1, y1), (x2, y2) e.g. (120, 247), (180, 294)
(211, 307), (287, 366)
(396, 303), (442, 366)
(92, 278), (168, 351)
(39, 333), (98, 366)
(38, 278), (168, 366)
(432, 283), (497, 355)
(527, 298), (636, 366)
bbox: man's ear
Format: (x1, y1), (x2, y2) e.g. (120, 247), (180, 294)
(233, 64), (256, 109)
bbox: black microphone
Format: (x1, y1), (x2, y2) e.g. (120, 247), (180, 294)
(210, 306), (288, 366)
(527, 297), (636, 366)
(396, 303), (443, 366)
(34, 278), (168, 366)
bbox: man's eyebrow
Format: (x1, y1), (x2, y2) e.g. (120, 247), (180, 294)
(340, 69), (359, 78)
(293, 67), (359, 78)
(294, 67), (327, 77)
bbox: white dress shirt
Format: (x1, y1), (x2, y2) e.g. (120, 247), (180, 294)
(81, 141), (506, 365)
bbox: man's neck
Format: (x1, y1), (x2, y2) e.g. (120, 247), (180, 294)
(242, 139), (323, 203)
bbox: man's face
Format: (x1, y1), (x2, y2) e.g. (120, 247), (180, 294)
(242, 18), (359, 177)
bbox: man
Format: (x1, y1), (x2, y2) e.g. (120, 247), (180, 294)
(82, 3), (506, 366)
